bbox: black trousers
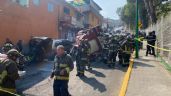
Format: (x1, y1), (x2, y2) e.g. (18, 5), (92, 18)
(118, 52), (123, 65)
(76, 60), (86, 74)
(53, 80), (70, 96)
(146, 43), (155, 56)
(0, 91), (15, 96)
(151, 43), (156, 56)
(108, 51), (117, 64)
(118, 52), (130, 65)
(146, 45), (151, 56)
(123, 53), (131, 64)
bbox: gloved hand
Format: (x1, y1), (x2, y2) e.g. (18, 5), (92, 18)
(60, 69), (67, 76)
(50, 72), (54, 79)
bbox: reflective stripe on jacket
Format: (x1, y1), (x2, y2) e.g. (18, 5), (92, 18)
(53, 53), (74, 80)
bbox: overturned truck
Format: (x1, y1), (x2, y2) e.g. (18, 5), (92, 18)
(71, 26), (103, 61)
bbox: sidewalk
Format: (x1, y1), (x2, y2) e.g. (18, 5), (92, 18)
(126, 49), (171, 96)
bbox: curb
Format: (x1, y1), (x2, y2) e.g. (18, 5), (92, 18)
(118, 52), (135, 96)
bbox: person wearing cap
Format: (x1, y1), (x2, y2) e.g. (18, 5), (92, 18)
(50, 45), (74, 96)
(0, 49), (21, 95)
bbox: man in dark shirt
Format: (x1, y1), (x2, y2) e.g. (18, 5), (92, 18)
(146, 31), (156, 56)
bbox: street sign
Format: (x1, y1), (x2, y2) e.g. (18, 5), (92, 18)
(138, 21), (143, 29)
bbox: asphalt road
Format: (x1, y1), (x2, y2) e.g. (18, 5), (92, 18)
(16, 60), (127, 96)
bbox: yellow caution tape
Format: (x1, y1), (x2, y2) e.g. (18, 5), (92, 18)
(135, 38), (171, 52)
(0, 88), (20, 96)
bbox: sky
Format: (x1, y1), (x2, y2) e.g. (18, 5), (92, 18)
(66, 0), (127, 20)
(94, 0), (127, 20)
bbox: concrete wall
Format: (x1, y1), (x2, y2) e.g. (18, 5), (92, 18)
(0, 0), (59, 45)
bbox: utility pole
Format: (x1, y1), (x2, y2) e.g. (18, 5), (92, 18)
(135, 0), (139, 58)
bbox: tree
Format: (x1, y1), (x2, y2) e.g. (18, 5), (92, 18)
(117, 0), (171, 29)
(117, 2), (136, 29)
(142, 0), (171, 24)
(157, 2), (171, 17)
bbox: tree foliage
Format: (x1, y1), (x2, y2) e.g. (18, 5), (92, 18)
(117, 0), (171, 29)
(117, 2), (136, 29)
(157, 2), (171, 17)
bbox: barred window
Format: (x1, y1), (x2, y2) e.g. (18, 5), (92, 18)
(33, 0), (40, 6)
(12, 0), (29, 7)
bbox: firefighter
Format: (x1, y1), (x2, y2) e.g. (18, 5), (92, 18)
(4, 38), (13, 45)
(0, 49), (21, 95)
(84, 40), (92, 70)
(50, 45), (74, 96)
(102, 36), (110, 64)
(2, 43), (14, 54)
(119, 41), (132, 66)
(118, 49), (123, 65)
(107, 37), (118, 68)
(75, 39), (90, 77)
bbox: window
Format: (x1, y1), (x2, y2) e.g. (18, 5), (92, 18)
(12, 0), (29, 7)
(48, 3), (54, 12)
(64, 7), (70, 15)
(33, 0), (40, 6)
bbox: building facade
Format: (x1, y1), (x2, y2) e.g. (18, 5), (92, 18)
(70, 0), (103, 28)
(82, 0), (103, 28)
(58, 1), (84, 41)
(0, 0), (102, 45)
(0, 0), (65, 45)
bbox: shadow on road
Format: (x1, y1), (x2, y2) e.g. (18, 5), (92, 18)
(114, 63), (128, 72)
(137, 58), (159, 62)
(16, 62), (52, 94)
(91, 60), (129, 72)
(87, 69), (106, 78)
(91, 61), (113, 70)
(80, 76), (107, 93)
(133, 61), (155, 68)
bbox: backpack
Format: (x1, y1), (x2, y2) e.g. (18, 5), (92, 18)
(0, 58), (8, 85)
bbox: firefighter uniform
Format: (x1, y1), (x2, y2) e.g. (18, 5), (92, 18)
(2, 43), (14, 54)
(84, 41), (91, 70)
(75, 40), (90, 77)
(75, 45), (85, 76)
(107, 38), (118, 67)
(102, 38), (110, 64)
(119, 42), (132, 66)
(0, 49), (21, 95)
(51, 53), (74, 96)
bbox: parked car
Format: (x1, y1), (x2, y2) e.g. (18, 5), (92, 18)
(52, 39), (73, 53)
(29, 37), (52, 62)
